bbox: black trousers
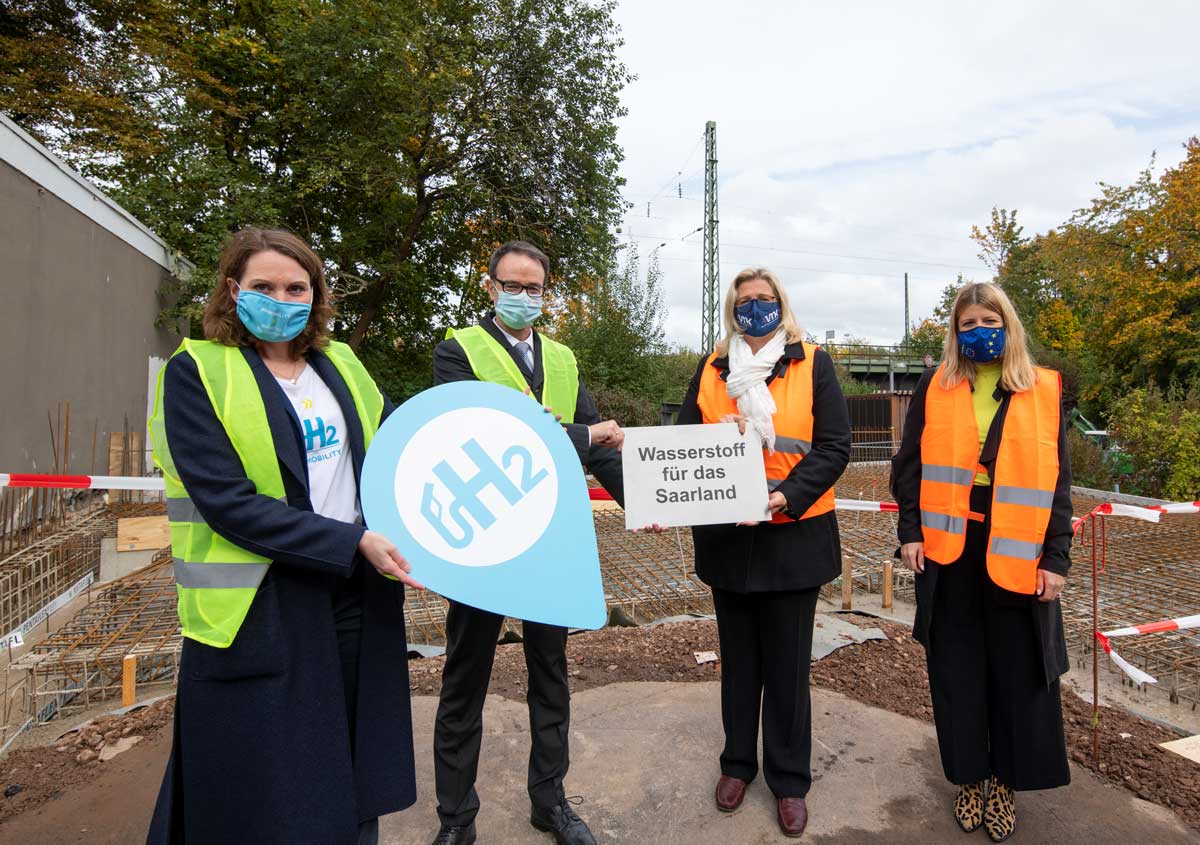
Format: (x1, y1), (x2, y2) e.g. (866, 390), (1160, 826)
(711, 586), (821, 798)
(926, 489), (1070, 791)
(434, 601), (571, 826)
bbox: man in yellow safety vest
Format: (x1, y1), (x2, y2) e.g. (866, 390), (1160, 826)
(429, 241), (624, 845)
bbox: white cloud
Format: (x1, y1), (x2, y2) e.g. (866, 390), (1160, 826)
(611, 0), (1200, 347)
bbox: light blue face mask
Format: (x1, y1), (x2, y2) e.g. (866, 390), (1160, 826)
(495, 290), (543, 330)
(235, 288), (312, 343)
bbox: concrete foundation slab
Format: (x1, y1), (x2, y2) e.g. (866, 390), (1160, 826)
(383, 683), (1198, 844)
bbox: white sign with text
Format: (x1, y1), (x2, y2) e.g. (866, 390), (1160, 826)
(622, 423), (770, 529)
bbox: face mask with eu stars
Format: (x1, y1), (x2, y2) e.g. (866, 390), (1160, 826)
(958, 326), (1006, 363)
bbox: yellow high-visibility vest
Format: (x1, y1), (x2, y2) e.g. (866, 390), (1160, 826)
(148, 339), (382, 647)
(446, 325), (579, 422)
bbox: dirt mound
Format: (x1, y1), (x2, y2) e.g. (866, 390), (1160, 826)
(0, 696), (174, 826)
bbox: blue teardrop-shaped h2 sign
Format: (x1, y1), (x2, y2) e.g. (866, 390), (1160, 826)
(361, 380), (606, 629)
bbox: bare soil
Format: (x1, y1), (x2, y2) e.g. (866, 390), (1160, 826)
(0, 696), (174, 828)
(3, 617), (1198, 835)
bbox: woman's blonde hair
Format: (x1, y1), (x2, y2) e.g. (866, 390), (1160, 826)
(714, 267), (805, 356)
(939, 282), (1037, 392)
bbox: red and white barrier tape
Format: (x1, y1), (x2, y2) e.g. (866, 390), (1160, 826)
(0, 473), (164, 491)
(1095, 614), (1200, 685)
(834, 499), (900, 512)
(2, 473), (1196, 526)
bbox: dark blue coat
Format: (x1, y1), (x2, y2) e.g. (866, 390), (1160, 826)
(147, 345), (416, 844)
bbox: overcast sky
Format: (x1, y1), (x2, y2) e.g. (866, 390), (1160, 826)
(610, 0), (1200, 349)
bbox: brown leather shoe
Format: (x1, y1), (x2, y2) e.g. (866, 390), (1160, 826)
(777, 797), (808, 838)
(714, 775), (747, 812)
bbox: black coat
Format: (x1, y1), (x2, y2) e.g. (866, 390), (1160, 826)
(432, 315), (624, 505)
(148, 345), (416, 844)
(890, 367), (1073, 685)
(677, 343), (852, 593)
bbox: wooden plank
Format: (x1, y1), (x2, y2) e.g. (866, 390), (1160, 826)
(108, 432), (124, 476)
(116, 516), (169, 552)
(882, 559), (894, 609)
(121, 655), (137, 707)
(841, 555), (853, 610)
(108, 431), (144, 477)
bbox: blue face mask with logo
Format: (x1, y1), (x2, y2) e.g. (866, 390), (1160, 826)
(735, 299), (782, 337)
(235, 288), (312, 343)
(495, 290), (543, 330)
(958, 326), (1006, 363)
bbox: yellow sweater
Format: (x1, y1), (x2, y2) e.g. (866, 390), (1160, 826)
(973, 363), (1002, 485)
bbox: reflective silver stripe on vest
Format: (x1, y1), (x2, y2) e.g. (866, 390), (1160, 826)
(167, 497), (203, 524)
(168, 495), (285, 524)
(767, 477), (785, 490)
(774, 435), (812, 455)
(994, 485), (1054, 509)
(921, 510), (965, 535)
(173, 560), (269, 589)
(990, 537), (1044, 560)
(922, 464), (976, 486)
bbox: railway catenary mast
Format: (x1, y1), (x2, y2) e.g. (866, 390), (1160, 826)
(701, 120), (720, 353)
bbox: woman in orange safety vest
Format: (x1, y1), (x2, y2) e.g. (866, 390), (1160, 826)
(891, 282), (1073, 842)
(677, 267), (851, 839)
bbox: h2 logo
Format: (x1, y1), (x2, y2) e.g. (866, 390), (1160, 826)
(303, 417), (339, 452)
(420, 438), (548, 548)
(393, 407), (560, 567)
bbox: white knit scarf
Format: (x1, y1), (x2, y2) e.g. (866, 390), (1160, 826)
(725, 331), (788, 453)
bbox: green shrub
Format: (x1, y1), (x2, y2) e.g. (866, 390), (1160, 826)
(1108, 383), (1200, 500)
(589, 385), (661, 427)
(1067, 430), (1113, 490)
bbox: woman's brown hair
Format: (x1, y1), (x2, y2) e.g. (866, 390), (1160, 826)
(202, 227), (334, 357)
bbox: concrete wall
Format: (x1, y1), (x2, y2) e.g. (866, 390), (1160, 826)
(0, 160), (185, 474)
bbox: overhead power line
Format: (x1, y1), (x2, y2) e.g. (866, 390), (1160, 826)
(622, 230), (982, 272)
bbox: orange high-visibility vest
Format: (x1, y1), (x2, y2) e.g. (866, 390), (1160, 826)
(697, 342), (836, 524)
(919, 365), (1061, 594)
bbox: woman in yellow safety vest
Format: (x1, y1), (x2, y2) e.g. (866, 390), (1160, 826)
(676, 267), (851, 839)
(146, 228), (422, 845)
(891, 282), (1073, 842)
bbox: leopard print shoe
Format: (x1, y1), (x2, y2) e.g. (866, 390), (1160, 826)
(984, 776), (1016, 842)
(954, 780), (986, 833)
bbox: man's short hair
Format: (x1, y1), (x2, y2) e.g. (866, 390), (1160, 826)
(488, 240), (550, 281)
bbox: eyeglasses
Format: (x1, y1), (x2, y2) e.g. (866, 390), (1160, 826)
(493, 278), (545, 299)
(735, 294), (778, 307)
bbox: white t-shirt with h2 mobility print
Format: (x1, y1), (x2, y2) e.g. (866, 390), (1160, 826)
(274, 365), (361, 525)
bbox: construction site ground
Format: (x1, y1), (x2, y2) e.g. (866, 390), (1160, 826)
(2, 615), (1198, 844)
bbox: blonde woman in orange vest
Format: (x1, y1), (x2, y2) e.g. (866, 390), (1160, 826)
(891, 282), (1072, 842)
(677, 267), (851, 838)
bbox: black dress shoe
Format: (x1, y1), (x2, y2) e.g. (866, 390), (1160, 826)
(431, 822), (476, 845)
(530, 798), (596, 845)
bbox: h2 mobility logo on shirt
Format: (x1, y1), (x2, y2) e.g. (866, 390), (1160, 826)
(361, 380), (605, 629)
(301, 414), (342, 463)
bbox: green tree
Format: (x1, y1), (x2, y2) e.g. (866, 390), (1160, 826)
(554, 243), (667, 395)
(1038, 140), (1200, 404)
(2, 0), (631, 394)
(901, 318), (944, 361)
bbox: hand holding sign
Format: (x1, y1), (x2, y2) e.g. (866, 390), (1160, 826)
(358, 530), (424, 589)
(589, 420), (624, 451)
